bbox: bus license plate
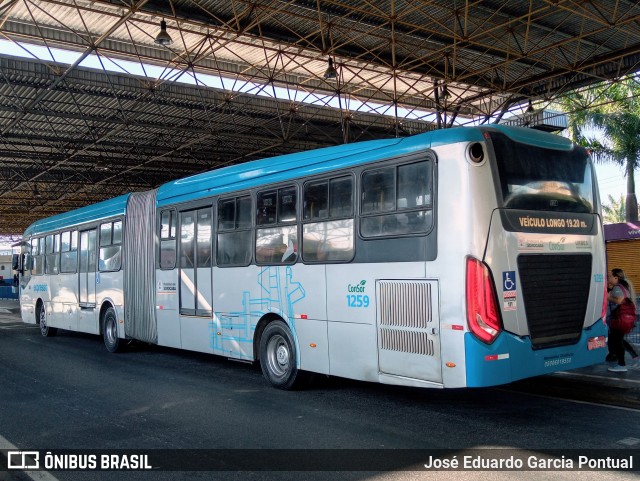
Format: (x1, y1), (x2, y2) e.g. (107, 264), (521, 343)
(587, 336), (606, 350)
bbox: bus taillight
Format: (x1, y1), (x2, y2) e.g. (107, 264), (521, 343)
(466, 257), (502, 344)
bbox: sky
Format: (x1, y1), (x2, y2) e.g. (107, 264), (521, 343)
(595, 162), (628, 204)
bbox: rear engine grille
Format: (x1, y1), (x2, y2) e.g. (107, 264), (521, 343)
(517, 253), (592, 349)
(379, 281), (432, 328)
(379, 329), (435, 356)
(378, 281), (434, 356)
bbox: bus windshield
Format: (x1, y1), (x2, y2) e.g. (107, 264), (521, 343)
(490, 132), (595, 213)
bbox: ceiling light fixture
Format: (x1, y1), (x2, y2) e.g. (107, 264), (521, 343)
(96, 155), (110, 172)
(154, 19), (173, 46)
(324, 58), (337, 80)
(527, 99), (535, 113)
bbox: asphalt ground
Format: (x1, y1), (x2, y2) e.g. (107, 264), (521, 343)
(1, 298), (640, 409)
(1, 298), (640, 481)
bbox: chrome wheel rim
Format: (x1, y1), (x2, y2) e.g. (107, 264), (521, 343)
(266, 334), (290, 378)
(105, 315), (117, 347)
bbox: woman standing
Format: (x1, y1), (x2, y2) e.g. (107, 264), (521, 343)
(607, 268), (639, 373)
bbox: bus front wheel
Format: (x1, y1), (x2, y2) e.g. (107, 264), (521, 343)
(259, 320), (305, 390)
(38, 303), (57, 337)
(102, 307), (122, 353)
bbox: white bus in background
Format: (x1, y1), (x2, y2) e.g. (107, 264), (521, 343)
(14, 125), (609, 390)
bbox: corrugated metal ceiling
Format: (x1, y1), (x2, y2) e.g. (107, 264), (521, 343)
(1, 0), (640, 234)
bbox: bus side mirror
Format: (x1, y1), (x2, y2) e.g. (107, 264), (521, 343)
(11, 254), (19, 271)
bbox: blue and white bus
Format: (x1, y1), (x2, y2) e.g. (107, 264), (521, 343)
(13, 125), (609, 389)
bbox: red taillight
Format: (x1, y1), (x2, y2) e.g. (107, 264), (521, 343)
(601, 285), (608, 324)
(466, 257), (502, 344)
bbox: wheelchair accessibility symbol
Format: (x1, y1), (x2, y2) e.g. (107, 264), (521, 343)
(502, 271), (516, 292)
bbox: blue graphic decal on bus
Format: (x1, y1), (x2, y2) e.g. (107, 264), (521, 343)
(211, 266), (306, 357)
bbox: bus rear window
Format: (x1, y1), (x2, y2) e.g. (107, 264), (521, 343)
(490, 132), (595, 213)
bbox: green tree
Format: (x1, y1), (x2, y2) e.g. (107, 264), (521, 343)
(601, 194), (626, 224)
(561, 79), (639, 222)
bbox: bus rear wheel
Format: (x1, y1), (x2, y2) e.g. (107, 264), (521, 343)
(259, 320), (306, 390)
(102, 307), (122, 353)
(38, 303), (57, 337)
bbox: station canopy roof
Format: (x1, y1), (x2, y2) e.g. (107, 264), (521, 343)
(1, 0), (640, 235)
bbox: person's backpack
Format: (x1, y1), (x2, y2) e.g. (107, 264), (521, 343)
(609, 286), (637, 334)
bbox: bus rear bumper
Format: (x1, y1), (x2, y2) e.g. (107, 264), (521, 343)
(464, 319), (608, 387)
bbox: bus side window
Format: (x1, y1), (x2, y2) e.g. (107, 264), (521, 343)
(99, 221), (122, 272)
(361, 168), (395, 213)
(30, 238), (36, 276)
(303, 181), (327, 220)
(179, 213), (195, 269)
(302, 175), (354, 263)
(255, 186), (298, 265)
(45, 233), (60, 275)
(329, 177), (354, 218)
(32, 237), (44, 276)
(217, 196), (252, 267)
(360, 160), (433, 238)
(160, 210), (177, 269)
(196, 209), (212, 268)
(60, 230), (78, 273)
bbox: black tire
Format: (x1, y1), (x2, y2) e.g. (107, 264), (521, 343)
(102, 306), (122, 353)
(38, 303), (57, 337)
(259, 320), (306, 390)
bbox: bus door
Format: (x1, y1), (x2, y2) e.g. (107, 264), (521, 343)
(79, 229), (97, 307)
(178, 209), (213, 352)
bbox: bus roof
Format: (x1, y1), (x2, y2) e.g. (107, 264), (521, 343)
(156, 126), (492, 207)
(24, 194), (130, 238)
(22, 125), (573, 236)
(156, 124), (573, 207)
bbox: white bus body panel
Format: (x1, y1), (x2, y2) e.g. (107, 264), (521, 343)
(326, 262), (382, 382)
(326, 262), (434, 383)
(211, 266), (260, 359)
(20, 277), (38, 324)
(294, 318), (329, 375)
(428, 141), (491, 388)
(180, 316), (213, 354)
(92, 271), (124, 335)
(156, 269), (181, 348)
(284, 264), (329, 375)
(50, 273), (78, 331)
(19, 269), (123, 337)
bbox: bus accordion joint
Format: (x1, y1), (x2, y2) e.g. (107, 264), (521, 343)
(465, 256), (502, 344)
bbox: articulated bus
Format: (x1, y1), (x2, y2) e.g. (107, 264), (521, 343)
(13, 125), (609, 389)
